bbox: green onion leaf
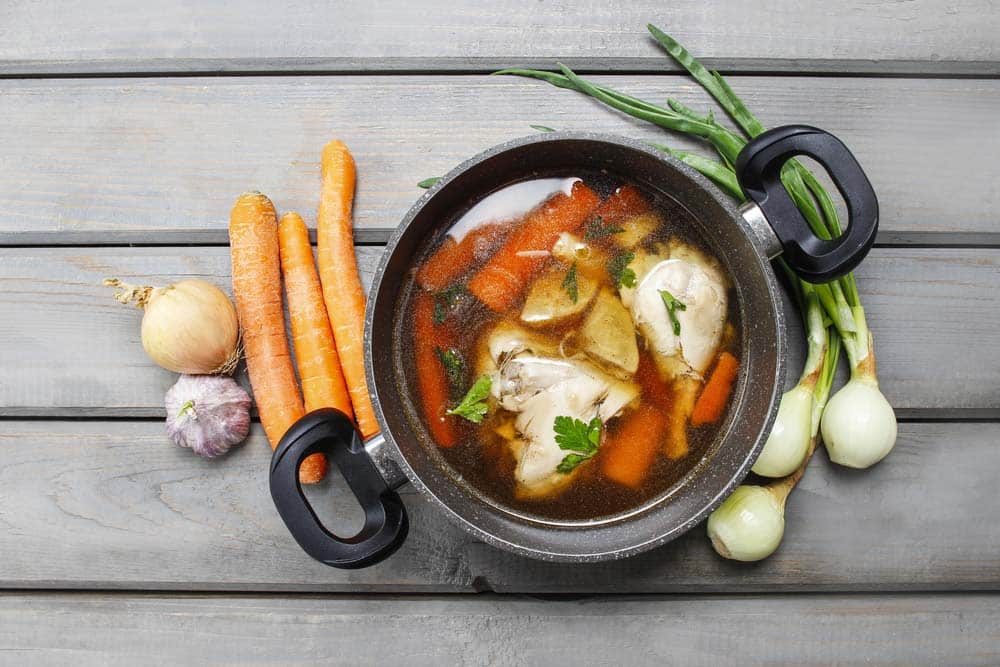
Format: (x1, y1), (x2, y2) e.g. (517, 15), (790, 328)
(561, 262), (579, 303)
(584, 215), (625, 240)
(434, 347), (465, 392)
(433, 283), (466, 324)
(607, 251), (637, 288)
(530, 124), (556, 132)
(659, 289), (687, 336)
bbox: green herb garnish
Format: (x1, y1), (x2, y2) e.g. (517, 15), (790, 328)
(561, 262), (579, 303)
(658, 289), (687, 336)
(433, 283), (466, 324)
(446, 374), (492, 424)
(435, 347), (464, 391)
(530, 124), (556, 133)
(585, 216), (625, 240)
(417, 176), (441, 189)
(607, 251), (637, 288)
(553, 415), (602, 473)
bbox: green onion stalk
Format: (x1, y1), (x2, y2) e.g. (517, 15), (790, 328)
(495, 23), (896, 470)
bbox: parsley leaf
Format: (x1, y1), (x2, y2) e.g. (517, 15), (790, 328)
(433, 283), (466, 324)
(584, 216), (625, 240)
(658, 289), (687, 336)
(561, 262), (579, 304)
(553, 416), (603, 473)
(446, 374), (492, 424)
(417, 176), (441, 189)
(607, 251), (637, 288)
(556, 453), (594, 474)
(434, 347), (464, 391)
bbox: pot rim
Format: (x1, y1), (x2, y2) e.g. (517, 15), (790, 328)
(364, 131), (786, 562)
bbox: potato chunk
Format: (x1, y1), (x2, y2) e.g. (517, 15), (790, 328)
(520, 266), (599, 327)
(579, 289), (639, 375)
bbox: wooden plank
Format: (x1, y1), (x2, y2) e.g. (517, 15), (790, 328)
(1, 593), (998, 666)
(1, 246), (998, 416)
(1, 0), (997, 75)
(0, 76), (997, 244)
(0, 420), (997, 592)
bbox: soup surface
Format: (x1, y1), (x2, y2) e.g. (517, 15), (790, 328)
(398, 173), (741, 521)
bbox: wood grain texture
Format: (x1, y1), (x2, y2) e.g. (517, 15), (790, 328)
(0, 420), (997, 592)
(1, 0), (997, 75)
(1, 592), (998, 666)
(0, 76), (997, 244)
(1, 246), (997, 416)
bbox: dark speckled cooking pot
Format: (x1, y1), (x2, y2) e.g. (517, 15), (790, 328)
(269, 128), (878, 567)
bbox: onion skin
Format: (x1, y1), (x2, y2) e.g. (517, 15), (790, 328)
(707, 485), (785, 562)
(752, 384), (813, 478)
(821, 376), (897, 469)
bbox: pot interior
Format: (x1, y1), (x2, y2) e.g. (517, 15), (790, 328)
(367, 133), (784, 561)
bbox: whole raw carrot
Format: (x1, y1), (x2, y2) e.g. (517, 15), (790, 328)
(229, 193), (325, 484)
(316, 140), (379, 438)
(601, 405), (666, 488)
(691, 351), (740, 426)
(278, 212), (354, 419)
(413, 290), (460, 448)
(468, 181), (600, 311)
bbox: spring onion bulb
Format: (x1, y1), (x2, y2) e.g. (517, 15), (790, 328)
(821, 324), (897, 467)
(707, 484), (787, 561)
(753, 286), (826, 478)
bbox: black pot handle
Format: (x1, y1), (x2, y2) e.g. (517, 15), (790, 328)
(269, 409), (408, 569)
(734, 125), (878, 283)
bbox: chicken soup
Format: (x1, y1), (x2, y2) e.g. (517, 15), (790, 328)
(400, 174), (741, 520)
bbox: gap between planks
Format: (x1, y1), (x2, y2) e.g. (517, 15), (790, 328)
(2, 58), (999, 79)
(3, 230), (1000, 248)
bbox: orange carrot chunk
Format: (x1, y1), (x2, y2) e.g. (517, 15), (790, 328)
(229, 193), (325, 484)
(413, 291), (460, 448)
(316, 140), (380, 438)
(690, 351), (740, 427)
(601, 405), (666, 488)
(467, 181), (600, 312)
(592, 184), (649, 223)
(278, 212), (354, 419)
(416, 222), (506, 292)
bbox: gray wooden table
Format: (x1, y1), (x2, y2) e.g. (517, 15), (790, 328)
(1, 1), (998, 664)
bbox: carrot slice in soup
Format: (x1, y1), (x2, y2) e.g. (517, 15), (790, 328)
(468, 181), (600, 312)
(416, 222), (506, 292)
(691, 351), (740, 426)
(601, 405), (666, 488)
(413, 291), (460, 447)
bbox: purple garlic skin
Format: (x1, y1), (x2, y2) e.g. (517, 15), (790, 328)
(165, 374), (252, 458)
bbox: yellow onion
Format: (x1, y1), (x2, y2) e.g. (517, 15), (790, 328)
(105, 278), (239, 374)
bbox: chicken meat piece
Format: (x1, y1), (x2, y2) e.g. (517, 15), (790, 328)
(483, 323), (639, 499)
(619, 239), (729, 457)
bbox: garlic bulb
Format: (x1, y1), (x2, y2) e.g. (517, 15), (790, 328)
(105, 278), (240, 375)
(165, 374), (251, 458)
